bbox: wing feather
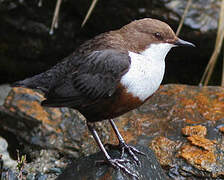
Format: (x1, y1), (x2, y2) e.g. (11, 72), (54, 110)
(43, 49), (131, 107)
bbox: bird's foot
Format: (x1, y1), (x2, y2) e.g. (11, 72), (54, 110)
(105, 143), (146, 166)
(119, 142), (146, 166)
(96, 158), (139, 179)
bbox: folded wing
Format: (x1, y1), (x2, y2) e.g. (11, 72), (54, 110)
(13, 49), (131, 108)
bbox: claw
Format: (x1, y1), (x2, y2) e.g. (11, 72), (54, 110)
(105, 143), (146, 166)
(95, 158), (130, 165)
(107, 158), (139, 179)
(95, 158), (139, 179)
(87, 122), (140, 179)
(120, 143), (146, 166)
(108, 119), (145, 166)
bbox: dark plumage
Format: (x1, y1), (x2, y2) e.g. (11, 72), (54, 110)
(13, 49), (131, 121)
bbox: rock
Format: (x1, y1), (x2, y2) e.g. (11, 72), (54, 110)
(1, 84), (224, 179)
(0, 136), (17, 169)
(56, 145), (166, 180)
(35, 172), (47, 180)
(150, 122), (224, 179)
(0, 149), (66, 180)
(177, 123), (224, 178)
(0, 168), (18, 180)
(26, 174), (35, 180)
(150, 136), (181, 168)
(165, 0), (220, 32)
(1, 86), (85, 158)
(0, 84), (11, 106)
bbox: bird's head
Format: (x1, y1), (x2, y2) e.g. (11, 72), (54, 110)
(119, 18), (195, 60)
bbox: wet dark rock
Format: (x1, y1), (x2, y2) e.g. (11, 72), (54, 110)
(150, 120), (224, 179)
(0, 85), (85, 158)
(1, 84), (224, 179)
(56, 145), (166, 180)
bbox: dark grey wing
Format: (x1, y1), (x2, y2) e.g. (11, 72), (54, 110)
(42, 49), (131, 107)
(72, 50), (131, 99)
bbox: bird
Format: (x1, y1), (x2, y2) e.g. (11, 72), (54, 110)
(12, 18), (195, 178)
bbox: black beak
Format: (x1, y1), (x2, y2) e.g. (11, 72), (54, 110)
(175, 38), (195, 47)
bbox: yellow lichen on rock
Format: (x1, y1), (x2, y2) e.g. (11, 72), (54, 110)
(182, 125), (207, 137)
(180, 144), (216, 172)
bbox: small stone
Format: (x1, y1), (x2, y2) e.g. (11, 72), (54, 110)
(22, 169), (28, 175)
(0, 137), (17, 168)
(42, 166), (48, 173)
(0, 137), (8, 152)
(35, 172), (47, 180)
(6, 169), (18, 180)
(48, 167), (62, 174)
(26, 174), (35, 180)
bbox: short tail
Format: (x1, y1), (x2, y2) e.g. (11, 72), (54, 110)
(11, 74), (50, 93)
(11, 54), (75, 93)
(11, 79), (30, 88)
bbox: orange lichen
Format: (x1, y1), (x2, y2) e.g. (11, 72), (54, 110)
(180, 144), (216, 171)
(150, 136), (180, 166)
(100, 169), (113, 180)
(16, 99), (50, 124)
(182, 125), (207, 137)
(5, 87), (63, 128)
(195, 92), (224, 121)
(187, 135), (215, 151)
(174, 86), (224, 122)
(219, 126), (224, 133)
(185, 119), (199, 124)
(12, 87), (44, 99)
(159, 84), (186, 96)
(49, 108), (62, 123)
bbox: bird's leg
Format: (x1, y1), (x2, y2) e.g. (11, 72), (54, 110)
(87, 122), (138, 178)
(109, 119), (145, 165)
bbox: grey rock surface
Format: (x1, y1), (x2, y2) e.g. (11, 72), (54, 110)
(0, 84), (11, 106)
(165, 0), (220, 32)
(56, 145), (167, 180)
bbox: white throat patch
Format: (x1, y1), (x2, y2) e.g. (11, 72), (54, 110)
(120, 43), (174, 101)
(141, 43), (175, 62)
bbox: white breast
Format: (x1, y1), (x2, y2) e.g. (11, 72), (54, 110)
(120, 43), (174, 101)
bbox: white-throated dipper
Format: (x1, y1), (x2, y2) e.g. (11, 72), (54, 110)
(12, 18), (195, 178)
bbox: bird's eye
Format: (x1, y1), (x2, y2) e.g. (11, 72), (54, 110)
(154, 32), (162, 40)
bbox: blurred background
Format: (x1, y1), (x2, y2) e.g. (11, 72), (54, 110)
(0, 0), (223, 86)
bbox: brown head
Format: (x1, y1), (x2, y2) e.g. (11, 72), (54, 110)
(116, 18), (195, 53)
